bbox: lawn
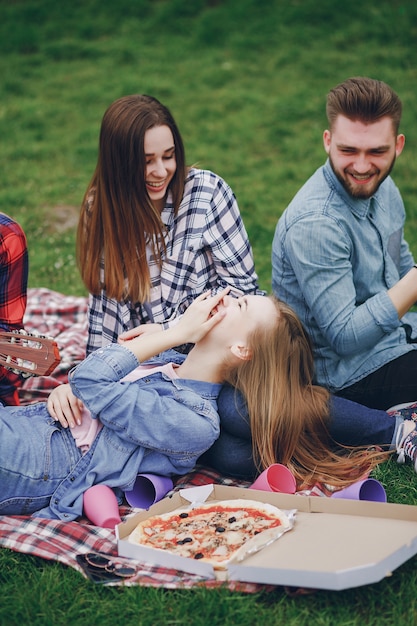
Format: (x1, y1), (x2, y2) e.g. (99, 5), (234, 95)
(1, 0), (417, 624)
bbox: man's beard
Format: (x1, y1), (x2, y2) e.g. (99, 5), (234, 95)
(329, 154), (396, 200)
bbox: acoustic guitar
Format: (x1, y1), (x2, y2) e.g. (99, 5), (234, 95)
(0, 330), (61, 377)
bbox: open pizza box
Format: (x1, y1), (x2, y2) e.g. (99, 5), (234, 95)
(115, 484), (417, 591)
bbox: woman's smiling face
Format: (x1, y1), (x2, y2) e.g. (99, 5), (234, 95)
(144, 125), (177, 211)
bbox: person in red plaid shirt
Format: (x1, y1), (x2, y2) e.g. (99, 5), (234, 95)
(0, 213), (28, 405)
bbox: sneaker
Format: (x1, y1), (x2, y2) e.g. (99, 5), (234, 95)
(396, 421), (417, 471)
(388, 400), (417, 422)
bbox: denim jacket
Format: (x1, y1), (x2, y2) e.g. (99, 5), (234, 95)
(272, 160), (417, 392)
(40, 345), (221, 520)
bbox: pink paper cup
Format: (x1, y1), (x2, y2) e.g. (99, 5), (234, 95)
(249, 463), (297, 494)
(83, 484), (122, 529)
(124, 474), (174, 509)
(331, 478), (387, 502)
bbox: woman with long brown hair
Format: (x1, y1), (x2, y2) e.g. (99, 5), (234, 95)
(77, 94), (261, 355)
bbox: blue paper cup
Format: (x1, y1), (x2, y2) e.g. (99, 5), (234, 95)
(124, 474), (173, 509)
(331, 478), (387, 502)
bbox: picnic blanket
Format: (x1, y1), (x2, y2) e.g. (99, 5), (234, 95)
(1, 288), (327, 592)
(0, 466), (266, 591)
(0, 463), (327, 592)
(19, 287), (89, 404)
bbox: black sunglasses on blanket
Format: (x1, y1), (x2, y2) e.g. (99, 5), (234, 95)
(76, 552), (137, 584)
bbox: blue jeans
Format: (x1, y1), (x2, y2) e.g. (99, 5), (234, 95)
(200, 385), (403, 479)
(0, 402), (82, 515)
(0, 344), (221, 520)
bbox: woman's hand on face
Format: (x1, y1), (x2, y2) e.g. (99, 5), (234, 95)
(174, 289), (228, 345)
(108, 290), (229, 363)
(47, 383), (84, 429)
(118, 324), (163, 344)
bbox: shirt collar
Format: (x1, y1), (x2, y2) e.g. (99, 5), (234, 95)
(323, 159), (373, 219)
(160, 189), (175, 229)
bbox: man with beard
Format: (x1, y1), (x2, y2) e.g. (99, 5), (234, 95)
(272, 77), (417, 413)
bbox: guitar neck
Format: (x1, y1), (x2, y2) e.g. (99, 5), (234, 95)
(0, 331), (61, 377)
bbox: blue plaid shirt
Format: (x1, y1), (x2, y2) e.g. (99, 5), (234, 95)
(87, 168), (262, 354)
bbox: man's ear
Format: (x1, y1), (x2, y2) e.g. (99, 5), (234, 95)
(323, 129), (331, 154)
(230, 344), (252, 361)
(395, 133), (405, 157)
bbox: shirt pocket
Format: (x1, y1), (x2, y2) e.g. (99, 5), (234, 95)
(161, 245), (213, 298)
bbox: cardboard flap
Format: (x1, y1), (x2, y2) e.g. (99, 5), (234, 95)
(179, 484), (214, 504)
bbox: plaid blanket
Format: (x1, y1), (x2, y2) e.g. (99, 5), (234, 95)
(0, 463), (327, 591)
(0, 466), (266, 591)
(19, 288), (88, 404)
(2, 289), (327, 592)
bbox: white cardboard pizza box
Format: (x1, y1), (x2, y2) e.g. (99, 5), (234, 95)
(115, 484), (417, 591)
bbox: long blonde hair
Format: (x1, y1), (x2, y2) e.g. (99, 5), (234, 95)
(225, 297), (387, 488)
(76, 95), (187, 303)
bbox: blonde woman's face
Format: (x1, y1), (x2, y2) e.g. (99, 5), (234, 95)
(210, 294), (277, 347)
(144, 125), (177, 211)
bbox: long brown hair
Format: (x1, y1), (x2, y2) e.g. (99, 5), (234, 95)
(225, 297), (388, 488)
(76, 95), (187, 302)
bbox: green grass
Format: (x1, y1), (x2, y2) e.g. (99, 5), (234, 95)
(1, 0), (417, 623)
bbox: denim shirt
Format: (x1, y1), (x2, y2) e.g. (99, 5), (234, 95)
(272, 160), (417, 392)
(41, 345), (221, 520)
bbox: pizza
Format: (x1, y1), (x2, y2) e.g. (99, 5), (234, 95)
(128, 499), (291, 567)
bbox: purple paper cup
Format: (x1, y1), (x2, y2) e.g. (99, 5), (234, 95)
(249, 463), (297, 494)
(124, 474), (174, 509)
(331, 478), (387, 502)
(83, 484), (122, 529)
